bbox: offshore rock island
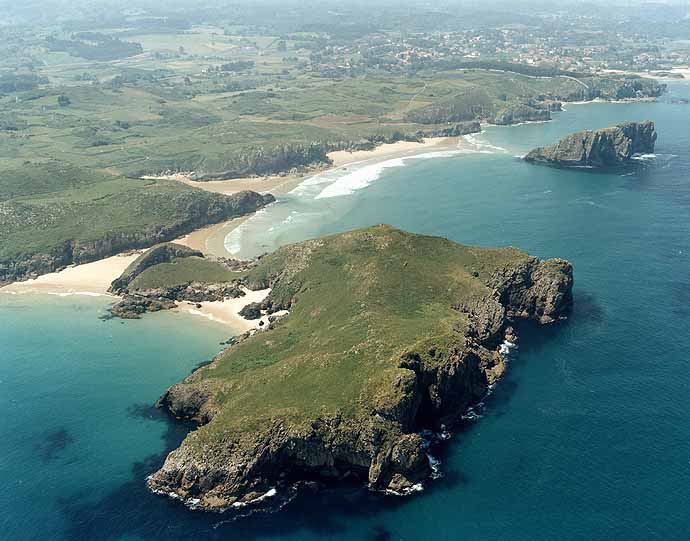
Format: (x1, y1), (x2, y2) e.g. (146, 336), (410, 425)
(127, 225), (575, 510)
(524, 121), (657, 168)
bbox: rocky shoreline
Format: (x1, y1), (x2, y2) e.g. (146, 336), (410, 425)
(144, 228), (574, 511)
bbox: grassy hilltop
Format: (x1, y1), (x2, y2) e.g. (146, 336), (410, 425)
(143, 225), (573, 508)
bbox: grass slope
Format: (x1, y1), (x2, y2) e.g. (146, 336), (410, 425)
(129, 256), (240, 288)
(174, 225), (529, 437)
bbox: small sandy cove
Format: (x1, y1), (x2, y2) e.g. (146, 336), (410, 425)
(0, 256), (275, 332)
(177, 287), (285, 333)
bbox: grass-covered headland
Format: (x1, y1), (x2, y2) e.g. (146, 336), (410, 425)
(142, 225), (573, 509)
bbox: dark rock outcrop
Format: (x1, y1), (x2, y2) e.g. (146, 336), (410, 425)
(415, 121), (481, 138)
(524, 121), (657, 168)
(491, 104), (551, 125)
(110, 282), (245, 319)
(238, 302), (262, 320)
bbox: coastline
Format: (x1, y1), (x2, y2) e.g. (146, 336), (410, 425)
(175, 287), (275, 333)
(170, 137), (459, 257)
(0, 86), (665, 309)
(0, 252), (141, 296)
(0, 255), (273, 334)
(0, 90), (662, 318)
(0, 137), (455, 326)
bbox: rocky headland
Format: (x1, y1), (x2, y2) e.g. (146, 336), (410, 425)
(524, 121), (657, 168)
(142, 225), (574, 511)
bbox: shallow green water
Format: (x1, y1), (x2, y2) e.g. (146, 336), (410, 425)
(2, 83), (689, 540)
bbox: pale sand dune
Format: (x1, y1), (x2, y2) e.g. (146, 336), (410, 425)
(1, 253), (141, 296)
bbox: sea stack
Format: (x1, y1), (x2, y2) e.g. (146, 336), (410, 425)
(524, 121), (657, 168)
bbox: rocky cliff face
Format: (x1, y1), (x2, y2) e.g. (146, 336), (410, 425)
(185, 126), (481, 182)
(524, 121), (657, 168)
(415, 121), (481, 138)
(0, 191), (274, 286)
(491, 104), (551, 125)
(146, 236), (573, 510)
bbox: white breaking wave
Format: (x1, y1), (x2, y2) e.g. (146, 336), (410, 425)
(289, 168), (343, 197)
(231, 488), (278, 508)
(384, 483), (424, 496)
(314, 157), (407, 199)
(313, 148), (476, 200)
(224, 228), (244, 255)
(499, 339), (517, 355)
(46, 291), (110, 298)
(631, 153), (657, 161)
(427, 454), (443, 479)
(462, 133), (509, 153)
(224, 206), (272, 255)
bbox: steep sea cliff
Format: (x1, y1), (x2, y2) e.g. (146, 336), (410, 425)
(524, 121), (657, 167)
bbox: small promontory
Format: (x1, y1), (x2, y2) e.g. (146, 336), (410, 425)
(524, 121), (656, 168)
(145, 225), (574, 510)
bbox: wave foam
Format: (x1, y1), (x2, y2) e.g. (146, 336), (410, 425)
(314, 148), (476, 200)
(384, 483), (424, 496)
(46, 291), (110, 298)
(499, 340), (517, 355)
(314, 158), (407, 199)
(631, 153), (657, 161)
(427, 454), (443, 479)
(231, 488), (278, 508)
(462, 133), (508, 153)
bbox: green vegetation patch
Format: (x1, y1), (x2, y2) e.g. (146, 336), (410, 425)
(130, 257), (239, 289)
(183, 225), (529, 435)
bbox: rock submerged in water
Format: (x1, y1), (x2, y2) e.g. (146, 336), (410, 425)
(145, 226), (574, 511)
(524, 121), (657, 168)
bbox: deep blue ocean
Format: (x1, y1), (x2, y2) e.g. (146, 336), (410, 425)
(2, 82), (689, 540)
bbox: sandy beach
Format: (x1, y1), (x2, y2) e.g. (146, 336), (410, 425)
(0, 136), (456, 326)
(0, 252), (141, 296)
(175, 136), (455, 257)
(175, 287), (278, 332)
(328, 137), (452, 167)
(0, 258), (275, 333)
(148, 137), (452, 197)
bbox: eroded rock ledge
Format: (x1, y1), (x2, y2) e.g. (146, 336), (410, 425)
(107, 243), (258, 319)
(145, 226), (573, 510)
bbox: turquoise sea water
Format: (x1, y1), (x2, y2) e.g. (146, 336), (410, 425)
(2, 82), (690, 539)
